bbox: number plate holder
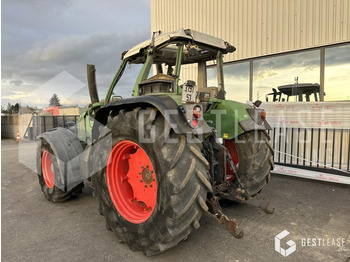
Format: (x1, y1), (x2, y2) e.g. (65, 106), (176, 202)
(181, 84), (198, 103)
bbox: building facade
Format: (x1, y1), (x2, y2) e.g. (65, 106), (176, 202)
(151, 0), (350, 184)
(151, 0), (350, 102)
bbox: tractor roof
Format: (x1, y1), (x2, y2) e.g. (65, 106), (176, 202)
(277, 83), (320, 96)
(123, 29), (235, 63)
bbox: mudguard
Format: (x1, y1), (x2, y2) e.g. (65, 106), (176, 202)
(38, 127), (84, 190)
(204, 100), (271, 140)
(92, 95), (212, 141)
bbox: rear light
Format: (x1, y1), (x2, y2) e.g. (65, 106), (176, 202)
(261, 110), (266, 124)
(193, 105), (201, 119)
(192, 119), (198, 127)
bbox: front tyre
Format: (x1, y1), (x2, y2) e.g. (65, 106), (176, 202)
(92, 107), (212, 256)
(37, 139), (84, 202)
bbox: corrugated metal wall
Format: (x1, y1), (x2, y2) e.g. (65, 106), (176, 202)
(151, 0), (350, 61)
(151, 0), (350, 80)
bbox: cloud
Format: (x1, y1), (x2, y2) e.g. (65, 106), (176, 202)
(223, 61), (250, 78)
(1, 32), (148, 107)
(24, 71), (87, 105)
(254, 49), (320, 73)
(325, 44), (350, 66)
(9, 80), (23, 86)
(2, 91), (28, 101)
(2, 0), (150, 107)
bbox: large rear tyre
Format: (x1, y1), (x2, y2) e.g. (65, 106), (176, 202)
(225, 130), (274, 196)
(92, 107), (212, 256)
(37, 139), (84, 202)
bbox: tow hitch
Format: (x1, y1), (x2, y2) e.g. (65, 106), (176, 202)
(207, 196), (244, 239)
(204, 135), (275, 238)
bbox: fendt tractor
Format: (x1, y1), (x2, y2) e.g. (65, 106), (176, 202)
(36, 29), (274, 256)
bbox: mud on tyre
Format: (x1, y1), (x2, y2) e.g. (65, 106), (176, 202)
(92, 107), (212, 256)
(226, 130), (274, 197)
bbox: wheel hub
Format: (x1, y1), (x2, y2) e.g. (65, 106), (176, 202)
(142, 167), (154, 184)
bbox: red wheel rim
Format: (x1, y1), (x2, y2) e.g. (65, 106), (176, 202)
(106, 140), (158, 224)
(224, 140), (239, 181)
(41, 150), (55, 188)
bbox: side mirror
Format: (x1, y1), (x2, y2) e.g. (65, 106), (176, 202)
(253, 100), (262, 107)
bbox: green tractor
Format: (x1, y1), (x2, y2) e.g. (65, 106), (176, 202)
(36, 29), (274, 256)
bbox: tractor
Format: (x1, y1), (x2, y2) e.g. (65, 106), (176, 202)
(265, 82), (322, 102)
(36, 29), (274, 256)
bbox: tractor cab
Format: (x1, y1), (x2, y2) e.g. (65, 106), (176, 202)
(265, 83), (322, 102)
(106, 29), (236, 104)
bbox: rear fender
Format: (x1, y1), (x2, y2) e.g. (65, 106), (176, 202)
(204, 100), (271, 140)
(92, 95), (212, 141)
(38, 127), (84, 190)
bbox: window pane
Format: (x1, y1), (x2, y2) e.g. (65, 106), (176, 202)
(207, 66), (217, 87)
(253, 50), (320, 102)
(223, 62), (249, 102)
(207, 62), (250, 103)
(325, 44), (350, 101)
(118, 64), (143, 98)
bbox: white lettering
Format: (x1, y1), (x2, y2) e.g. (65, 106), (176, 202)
(300, 237), (346, 247)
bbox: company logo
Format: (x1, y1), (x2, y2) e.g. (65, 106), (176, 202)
(275, 230), (296, 257)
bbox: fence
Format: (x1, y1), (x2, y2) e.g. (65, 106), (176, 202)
(262, 101), (350, 184)
(26, 115), (79, 139)
(1, 114), (33, 139)
(268, 127), (350, 175)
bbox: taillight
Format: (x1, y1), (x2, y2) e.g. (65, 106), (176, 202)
(193, 105), (201, 119)
(192, 119), (198, 127)
(261, 110), (266, 123)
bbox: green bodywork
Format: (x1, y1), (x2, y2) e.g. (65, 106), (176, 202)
(147, 94), (251, 139)
(78, 110), (94, 142)
(204, 100), (251, 139)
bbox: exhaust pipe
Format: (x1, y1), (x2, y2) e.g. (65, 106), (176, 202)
(87, 64), (100, 104)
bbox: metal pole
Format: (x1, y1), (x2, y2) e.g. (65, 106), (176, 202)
(320, 48), (325, 101)
(249, 60), (253, 101)
(74, 116), (77, 135)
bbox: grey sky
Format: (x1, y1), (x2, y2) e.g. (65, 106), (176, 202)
(2, 0), (150, 108)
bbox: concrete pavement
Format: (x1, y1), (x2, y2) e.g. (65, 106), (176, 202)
(2, 139), (349, 261)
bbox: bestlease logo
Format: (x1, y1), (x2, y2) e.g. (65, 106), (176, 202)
(275, 230), (296, 257)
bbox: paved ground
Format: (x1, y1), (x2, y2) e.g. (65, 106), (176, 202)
(2, 139), (350, 262)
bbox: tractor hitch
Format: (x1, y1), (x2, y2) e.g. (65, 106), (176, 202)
(207, 196), (244, 239)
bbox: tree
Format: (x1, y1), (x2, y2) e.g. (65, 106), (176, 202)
(13, 103), (20, 113)
(49, 93), (61, 107)
(1, 106), (8, 114)
(4, 103), (20, 114)
(1, 103), (11, 114)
